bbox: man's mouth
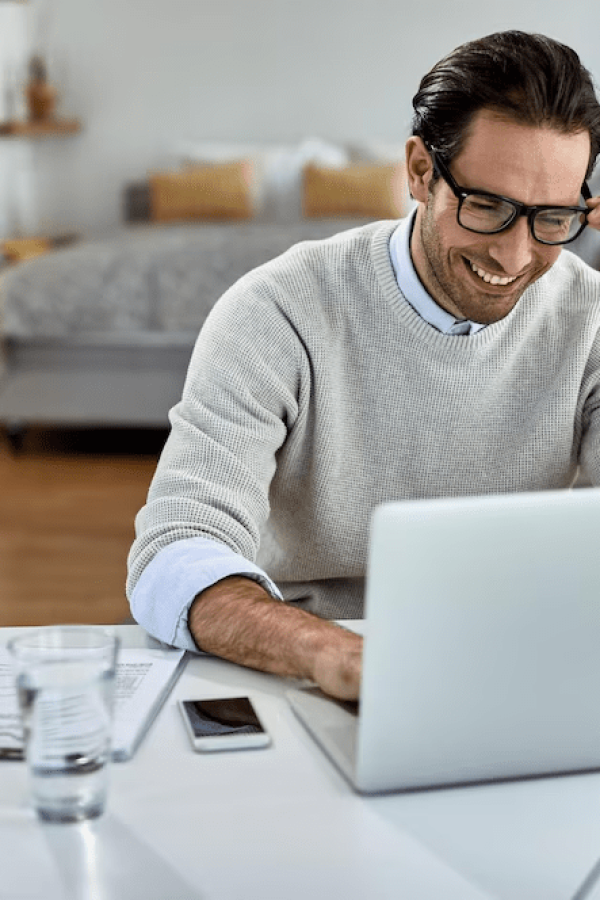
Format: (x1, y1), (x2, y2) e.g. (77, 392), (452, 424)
(468, 260), (519, 286)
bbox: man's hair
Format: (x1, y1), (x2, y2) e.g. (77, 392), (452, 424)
(411, 31), (600, 179)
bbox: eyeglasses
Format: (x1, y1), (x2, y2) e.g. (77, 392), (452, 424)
(427, 145), (591, 246)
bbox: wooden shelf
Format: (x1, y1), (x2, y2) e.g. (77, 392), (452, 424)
(0, 118), (81, 138)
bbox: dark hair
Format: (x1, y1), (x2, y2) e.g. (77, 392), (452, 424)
(412, 31), (600, 179)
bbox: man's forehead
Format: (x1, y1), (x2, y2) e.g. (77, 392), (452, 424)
(453, 109), (590, 202)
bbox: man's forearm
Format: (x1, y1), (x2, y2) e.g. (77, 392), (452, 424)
(188, 575), (362, 700)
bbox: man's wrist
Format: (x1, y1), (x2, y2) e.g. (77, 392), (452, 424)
(188, 574), (274, 651)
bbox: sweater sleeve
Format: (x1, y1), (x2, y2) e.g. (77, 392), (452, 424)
(579, 328), (600, 486)
(126, 270), (308, 627)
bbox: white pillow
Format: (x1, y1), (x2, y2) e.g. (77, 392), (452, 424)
(347, 140), (406, 163)
(175, 137), (349, 222)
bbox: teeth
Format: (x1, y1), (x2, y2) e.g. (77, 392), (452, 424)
(470, 262), (518, 286)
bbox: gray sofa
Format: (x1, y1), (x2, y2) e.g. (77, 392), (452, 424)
(0, 215), (366, 439)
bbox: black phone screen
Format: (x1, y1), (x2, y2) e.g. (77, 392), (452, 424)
(182, 697), (265, 738)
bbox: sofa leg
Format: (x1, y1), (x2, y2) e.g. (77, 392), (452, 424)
(4, 421), (26, 454)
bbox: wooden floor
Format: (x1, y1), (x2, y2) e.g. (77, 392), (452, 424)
(0, 428), (167, 627)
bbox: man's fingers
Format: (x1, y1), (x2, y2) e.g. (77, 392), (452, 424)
(312, 635), (363, 701)
(586, 196), (600, 230)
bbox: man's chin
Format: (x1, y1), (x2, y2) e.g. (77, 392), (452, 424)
(450, 277), (529, 325)
(464, 298), (522, 325)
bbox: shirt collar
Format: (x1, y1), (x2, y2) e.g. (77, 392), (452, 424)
(389, 210), (486, 336)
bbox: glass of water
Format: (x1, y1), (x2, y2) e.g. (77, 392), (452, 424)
(7, 626), (120, 823)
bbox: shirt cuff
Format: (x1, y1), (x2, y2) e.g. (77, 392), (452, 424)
(129, 537), (283, 651)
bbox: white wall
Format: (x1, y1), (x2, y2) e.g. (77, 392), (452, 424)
(2, 0), (600, 238)
(0, 2), (33, 236)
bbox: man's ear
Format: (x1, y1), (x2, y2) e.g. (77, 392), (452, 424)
(406, 136), (434, 203)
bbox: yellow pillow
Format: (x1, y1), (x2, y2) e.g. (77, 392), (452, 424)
(302, 161), (405, 219)
(149, 160), (255, 222)
(2, 237), (52, 263)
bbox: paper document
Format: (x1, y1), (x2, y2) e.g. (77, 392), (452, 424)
(0, 646), (187, 762)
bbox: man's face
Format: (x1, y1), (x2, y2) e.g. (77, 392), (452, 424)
(408, 110), (591, 324)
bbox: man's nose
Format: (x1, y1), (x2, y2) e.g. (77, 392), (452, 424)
(486, 216), (534, 275)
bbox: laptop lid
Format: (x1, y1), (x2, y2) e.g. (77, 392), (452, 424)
(288, 488), (600, 794)
(355, 488), (600, 793)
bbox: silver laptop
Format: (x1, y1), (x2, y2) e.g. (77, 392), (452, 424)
(287, 488), (600, 794)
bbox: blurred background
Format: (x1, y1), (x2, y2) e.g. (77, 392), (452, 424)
(0, 0), (598, 240)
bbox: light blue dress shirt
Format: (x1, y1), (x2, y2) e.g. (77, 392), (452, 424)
(130, 212), (486, 648)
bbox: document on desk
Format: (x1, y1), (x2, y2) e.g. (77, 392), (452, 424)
(0, 646), (187, 762)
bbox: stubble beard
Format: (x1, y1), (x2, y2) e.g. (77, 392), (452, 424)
(417, 207), (534, 326)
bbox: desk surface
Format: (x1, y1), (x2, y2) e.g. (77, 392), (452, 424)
(2, 624), (600, 900)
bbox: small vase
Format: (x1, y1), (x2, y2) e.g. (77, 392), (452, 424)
(26, 78), (58, 121)
(25, 55), (58, 122)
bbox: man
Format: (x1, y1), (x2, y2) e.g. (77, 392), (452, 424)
(128, 31), (600, 701)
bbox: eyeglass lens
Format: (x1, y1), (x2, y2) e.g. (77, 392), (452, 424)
(460, 195), (586, 244)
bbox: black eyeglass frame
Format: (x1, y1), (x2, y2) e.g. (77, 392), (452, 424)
(427, 145), (591, 246)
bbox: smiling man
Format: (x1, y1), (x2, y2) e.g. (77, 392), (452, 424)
(408, 112), (593, 324)
(128, 32), (600, 701)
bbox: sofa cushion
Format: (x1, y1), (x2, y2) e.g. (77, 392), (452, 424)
(149, 160), (256, 222)
(174, 138), (349, 222)
(302, 161), (405, 219)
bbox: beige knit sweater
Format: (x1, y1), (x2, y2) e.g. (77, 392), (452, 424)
(128, 220), (600, 620)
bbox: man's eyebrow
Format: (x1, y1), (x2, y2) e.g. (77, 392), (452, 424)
(457, 174), (588, 208)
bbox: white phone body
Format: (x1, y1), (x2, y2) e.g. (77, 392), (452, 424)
(179, 696), (271, 752)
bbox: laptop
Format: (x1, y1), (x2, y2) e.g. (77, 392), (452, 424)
(287, 487), (600, 794)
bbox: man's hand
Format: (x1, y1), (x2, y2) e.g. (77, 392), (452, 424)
(586, 195), (600, 231)
(188, 575), (363, 700)
(310, 637), (362, 700)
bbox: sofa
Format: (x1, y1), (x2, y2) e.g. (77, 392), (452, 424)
(0, 137), (407, 441)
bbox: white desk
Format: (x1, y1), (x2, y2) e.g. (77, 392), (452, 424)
(2, 624), (600, 900)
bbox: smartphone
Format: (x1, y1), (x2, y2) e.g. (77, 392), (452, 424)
(179, 696), (271, 752)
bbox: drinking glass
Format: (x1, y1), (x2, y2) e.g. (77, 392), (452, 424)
(8, 626), (120, 823)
